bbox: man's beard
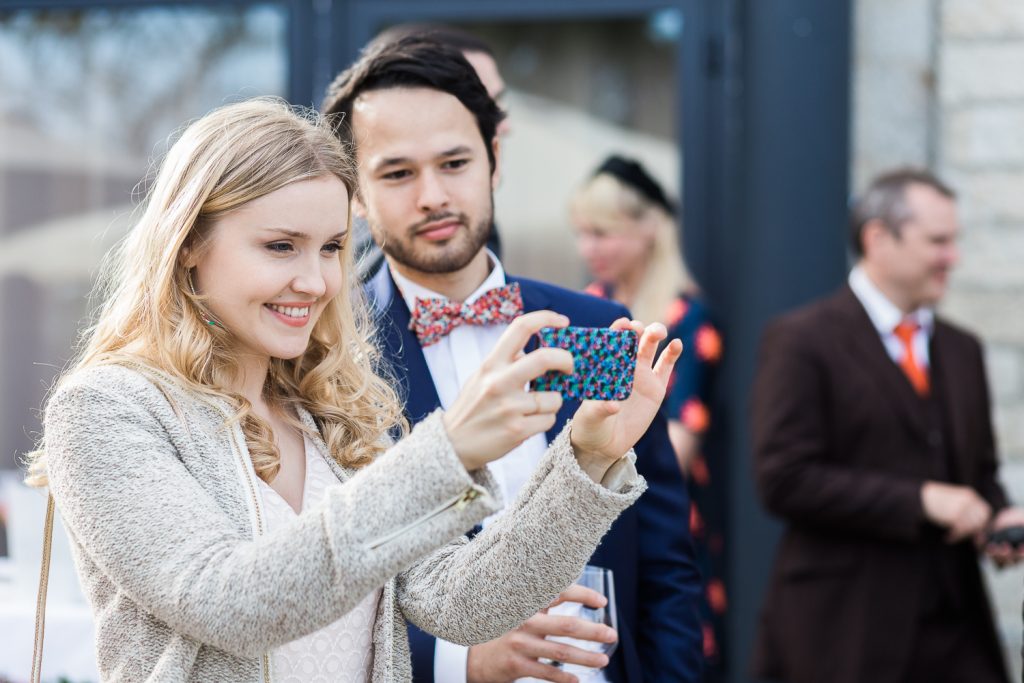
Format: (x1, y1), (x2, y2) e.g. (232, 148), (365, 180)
(374, 202), (493, 275)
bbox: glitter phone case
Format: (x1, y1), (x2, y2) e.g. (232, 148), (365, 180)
(529, 326), (639, 401)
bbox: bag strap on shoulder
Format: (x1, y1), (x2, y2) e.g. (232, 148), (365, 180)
(30, 493), (55, 683)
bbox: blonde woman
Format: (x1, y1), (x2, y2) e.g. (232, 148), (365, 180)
(26, 100), (680, 682)
(570, 155), (726, 676)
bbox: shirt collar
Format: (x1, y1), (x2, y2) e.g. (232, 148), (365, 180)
(848, 265), (934, 336)
(391, 249), (507, 311)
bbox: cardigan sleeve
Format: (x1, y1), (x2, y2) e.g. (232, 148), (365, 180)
(396, 420), (646, 645)
(44, 373), (501, 658)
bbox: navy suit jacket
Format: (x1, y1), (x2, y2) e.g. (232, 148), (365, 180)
(367, 266), (703, 682)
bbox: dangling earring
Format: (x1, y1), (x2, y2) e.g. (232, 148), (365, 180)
(187, 268), (222, 329)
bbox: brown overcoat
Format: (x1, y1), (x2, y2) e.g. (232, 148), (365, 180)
(751, 286), (1008, 683)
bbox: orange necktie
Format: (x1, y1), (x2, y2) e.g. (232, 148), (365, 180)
(893, 320), (930, 396)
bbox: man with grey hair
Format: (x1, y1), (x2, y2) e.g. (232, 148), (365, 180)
(750, 168), (1023, 683)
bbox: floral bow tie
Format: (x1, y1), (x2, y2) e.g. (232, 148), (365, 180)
(409, 282), (524, 347)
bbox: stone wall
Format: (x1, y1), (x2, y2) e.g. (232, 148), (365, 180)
(854, 0), (1024, 675)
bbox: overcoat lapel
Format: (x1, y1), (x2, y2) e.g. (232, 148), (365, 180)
(929, 325), (969, 482)
(835, 287), (929, 441)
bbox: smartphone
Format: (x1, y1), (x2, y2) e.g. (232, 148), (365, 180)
(529, 326), (639, 401)
(987, 525), (1024, 549)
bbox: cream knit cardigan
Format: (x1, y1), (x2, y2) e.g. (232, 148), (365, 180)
(42, 363), (644, 682)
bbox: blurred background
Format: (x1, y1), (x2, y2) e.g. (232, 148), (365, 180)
(0, 1), (1021, 682)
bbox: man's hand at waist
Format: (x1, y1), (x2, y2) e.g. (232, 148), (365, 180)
(467, 584), (616, 683)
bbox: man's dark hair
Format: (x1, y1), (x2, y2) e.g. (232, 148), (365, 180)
(320, 36), (505, 173)
(849, 167), (956, 256)
(369, 23), (495, 57)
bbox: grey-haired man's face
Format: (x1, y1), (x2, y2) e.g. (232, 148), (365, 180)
(863, 183), (960, 310)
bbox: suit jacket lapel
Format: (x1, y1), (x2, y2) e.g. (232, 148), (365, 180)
(510, 275), (551, 315)
(930, 324), (969, 482)
(509, 277), (577, 444)
(836, 287), (929, 440)
(377, 270), (443, 425)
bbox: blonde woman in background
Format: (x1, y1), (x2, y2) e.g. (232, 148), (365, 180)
(570, 155), (726, 678)
(25, 100), (681, 682)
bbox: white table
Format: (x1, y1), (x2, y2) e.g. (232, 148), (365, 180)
(1, 474), (99, 683)
(0, 578), (99, 683)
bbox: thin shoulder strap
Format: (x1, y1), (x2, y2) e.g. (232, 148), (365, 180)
(30, 493), (55, 683)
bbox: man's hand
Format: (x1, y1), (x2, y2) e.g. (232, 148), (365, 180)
(466, 585), (617, 683)
(984, 506), (1024, 568)
(920, 481), (992, 542)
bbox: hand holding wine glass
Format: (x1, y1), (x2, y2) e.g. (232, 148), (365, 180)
(466, 581), (616, 683)
(541, 565), (619, 681)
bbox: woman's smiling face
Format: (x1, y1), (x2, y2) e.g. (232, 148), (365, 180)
(190, 174), (350, 364)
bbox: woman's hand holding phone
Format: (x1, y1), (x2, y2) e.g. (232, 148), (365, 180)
(443, 310), (573, 472)
(570, 319), (683, 482)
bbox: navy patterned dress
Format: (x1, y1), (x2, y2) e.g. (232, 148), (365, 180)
(586, 282), (727, 679)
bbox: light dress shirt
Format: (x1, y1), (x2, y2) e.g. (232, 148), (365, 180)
(258, 435), (381, 683)
(848, 265), (934, 367)
(391, 256), (609, 683)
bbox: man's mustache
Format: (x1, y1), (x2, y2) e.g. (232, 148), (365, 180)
(409, 212), (468, 235)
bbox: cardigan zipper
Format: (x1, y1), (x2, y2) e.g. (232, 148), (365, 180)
(118, 361), (272, 682)
(366, 484), (486, 550)
(224, 424), (272, 683)
(167, 382), (274, 681)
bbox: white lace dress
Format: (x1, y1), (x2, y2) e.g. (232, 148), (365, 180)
(258, 435), (381, 682)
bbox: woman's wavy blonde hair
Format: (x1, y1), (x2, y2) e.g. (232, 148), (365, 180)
(26, 97), (405, 487)
(570, 172), (694, 326)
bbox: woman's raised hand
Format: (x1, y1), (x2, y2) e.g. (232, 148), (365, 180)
(443, 311), (574, 471)
(570, 319), (682, 482)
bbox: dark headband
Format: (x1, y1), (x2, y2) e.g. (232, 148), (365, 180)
(594, 155), (675, 216)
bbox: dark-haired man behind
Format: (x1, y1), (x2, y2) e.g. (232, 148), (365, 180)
(323, 36), (702, 683)
(751, 168), (1024, 683)
(352, 24), (507, 282)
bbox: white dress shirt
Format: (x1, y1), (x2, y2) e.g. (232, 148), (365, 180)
(848, 265), (934, 367)
(391, 256), (552, 682)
